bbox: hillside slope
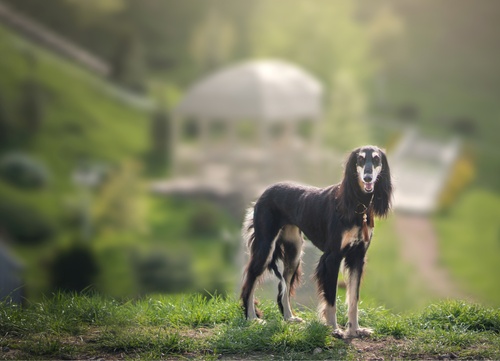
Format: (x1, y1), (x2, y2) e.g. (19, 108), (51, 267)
(0, 24), (152, 297)
(0, 24), (150, 183)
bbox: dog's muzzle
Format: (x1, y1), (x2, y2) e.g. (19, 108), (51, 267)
(362, 173), (374, 193)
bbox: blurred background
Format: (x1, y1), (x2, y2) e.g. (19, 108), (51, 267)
(0, 0), (499, 311)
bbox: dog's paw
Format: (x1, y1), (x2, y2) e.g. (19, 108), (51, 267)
(345, 327), (373, 338)
(253, 318), (267, 325)
(332, 328), (345, 339)
(286, 316), (304, 323)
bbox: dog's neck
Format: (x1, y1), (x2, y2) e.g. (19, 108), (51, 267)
(355, 193), (373, 215)
(356, 192), (374, 209)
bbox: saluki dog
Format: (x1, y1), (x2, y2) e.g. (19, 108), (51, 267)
(240, 145), (392, 338)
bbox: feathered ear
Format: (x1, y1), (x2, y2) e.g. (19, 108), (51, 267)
(339, 147), (362, 221)
(373, 148), (393, 217)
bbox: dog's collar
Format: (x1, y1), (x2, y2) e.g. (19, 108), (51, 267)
(356, 193), (374, 221)
(359, 194), (374, 243)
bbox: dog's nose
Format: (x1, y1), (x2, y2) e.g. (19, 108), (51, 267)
(363, 174), (373, 183)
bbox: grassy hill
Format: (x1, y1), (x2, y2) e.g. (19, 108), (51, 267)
(0, 24), (153, 299)
(0, 24), (150, 184)
(0, 293), (498, 360)
(0, 24), (239, 301)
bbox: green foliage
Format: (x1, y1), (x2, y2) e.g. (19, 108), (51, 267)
(438, 154), (475, 210)
(147, 106), (171, 169)
(132, 250), (195, 295)
(92, 161), (146, 235)
(0, 152), (50, 189)
(0, 24), (150, 298)
(0, 194), (55, 245)
(110, 32), (146, 92)
(415, 300), (500, 333)
(0, 90), (13, 146)
(49, 244), (100, 292)
(19, 76), (45, 134)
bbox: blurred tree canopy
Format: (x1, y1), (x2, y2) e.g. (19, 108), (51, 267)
(5, 0), (500, 170)
(3, 1), (370, 86)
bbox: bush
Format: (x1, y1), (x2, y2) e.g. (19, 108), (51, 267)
(19, 77), (44, 133)
(0, 91), (13, 147)
(0, 198), (54, 244)
(438, 154), (475, 210)
(0, 152), (50, 189)
(133, 251), (195, 295)
(188, 203), (222, 237)
(49, 245), (100, 293)
(149, 107), (171, 166)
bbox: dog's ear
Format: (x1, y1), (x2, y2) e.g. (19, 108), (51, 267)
(373, 148), (392, 217)
(339, 148), (362, 221)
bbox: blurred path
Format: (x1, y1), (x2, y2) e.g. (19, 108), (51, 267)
(394, 214), (470, 300)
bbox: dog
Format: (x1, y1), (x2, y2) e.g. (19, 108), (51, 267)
(240, 145), (392, 338)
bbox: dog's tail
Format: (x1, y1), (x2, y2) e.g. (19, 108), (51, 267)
(240, 203), (263, 318)
(242, 203), (256, 250)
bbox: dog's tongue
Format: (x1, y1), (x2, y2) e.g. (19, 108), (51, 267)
(364, 182), (374, 192)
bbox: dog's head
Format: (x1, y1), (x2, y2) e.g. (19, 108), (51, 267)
(341, 145), (392, 218)
(355, 146), (383, 194)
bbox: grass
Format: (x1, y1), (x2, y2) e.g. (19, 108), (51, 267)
(362, 216), (431, 311)
(0, 293), (499, 360)
(0, 24), (150, 194)
(435, 188), (500, 306)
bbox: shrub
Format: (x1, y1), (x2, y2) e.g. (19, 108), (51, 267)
(19, 77), (44, 133)
(0, 198), (54, 244)
(149, 107), (171, 166)
(188, 203), (222, 237)
(49, 244), (100, 293)
(133, 250), (195, 295)
(0, 91), (13, 146)
(438, 154), (475, 210)
(0, 152), (50, 189)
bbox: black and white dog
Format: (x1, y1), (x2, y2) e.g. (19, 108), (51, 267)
(240, 145), (392, 338)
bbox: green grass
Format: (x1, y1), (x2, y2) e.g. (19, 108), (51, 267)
(0, 293), (498, 360)
(0, 24), (150, 186)
(0, 24), (154, 299)
(435, 188), (500, 306)
(361, 216), (431, 311)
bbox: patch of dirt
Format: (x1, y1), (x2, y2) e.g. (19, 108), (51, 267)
(394, 214), (470, 300)
(348, 336), (409, 360)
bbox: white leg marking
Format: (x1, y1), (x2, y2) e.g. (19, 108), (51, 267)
(247, 287), (257, 320)
(280, 282), (293, 320)
(281, 225), (304, 323)
(323, 302), (338, 327)
(321, 301), (344, 338)
(346, 269), (359, 333)
(345, 269), (372, 338)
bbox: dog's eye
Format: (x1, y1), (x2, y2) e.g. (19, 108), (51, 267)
(357, 156), (365, 165)
(373, 156), (380, 166)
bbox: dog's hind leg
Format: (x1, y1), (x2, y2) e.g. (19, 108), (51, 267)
(343, 243), (372, 338)
(278, 225), (304, 322)
(240, 207), (282, 321)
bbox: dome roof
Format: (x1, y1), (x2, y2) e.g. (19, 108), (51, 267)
(176, 59), (323, 122)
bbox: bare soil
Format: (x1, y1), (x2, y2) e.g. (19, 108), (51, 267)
(394, 214), (470, 300)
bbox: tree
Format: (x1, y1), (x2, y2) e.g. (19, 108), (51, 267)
(149, 106), (171, 167)
(110, 32), (146, 92)
(247, 0), (373, 150)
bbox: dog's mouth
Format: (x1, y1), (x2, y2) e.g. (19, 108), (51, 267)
(363, 182), (375, 193)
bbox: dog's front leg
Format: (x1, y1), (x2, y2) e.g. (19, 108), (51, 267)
(344, 261), (372, 338)
(316, 252), (343, 337)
